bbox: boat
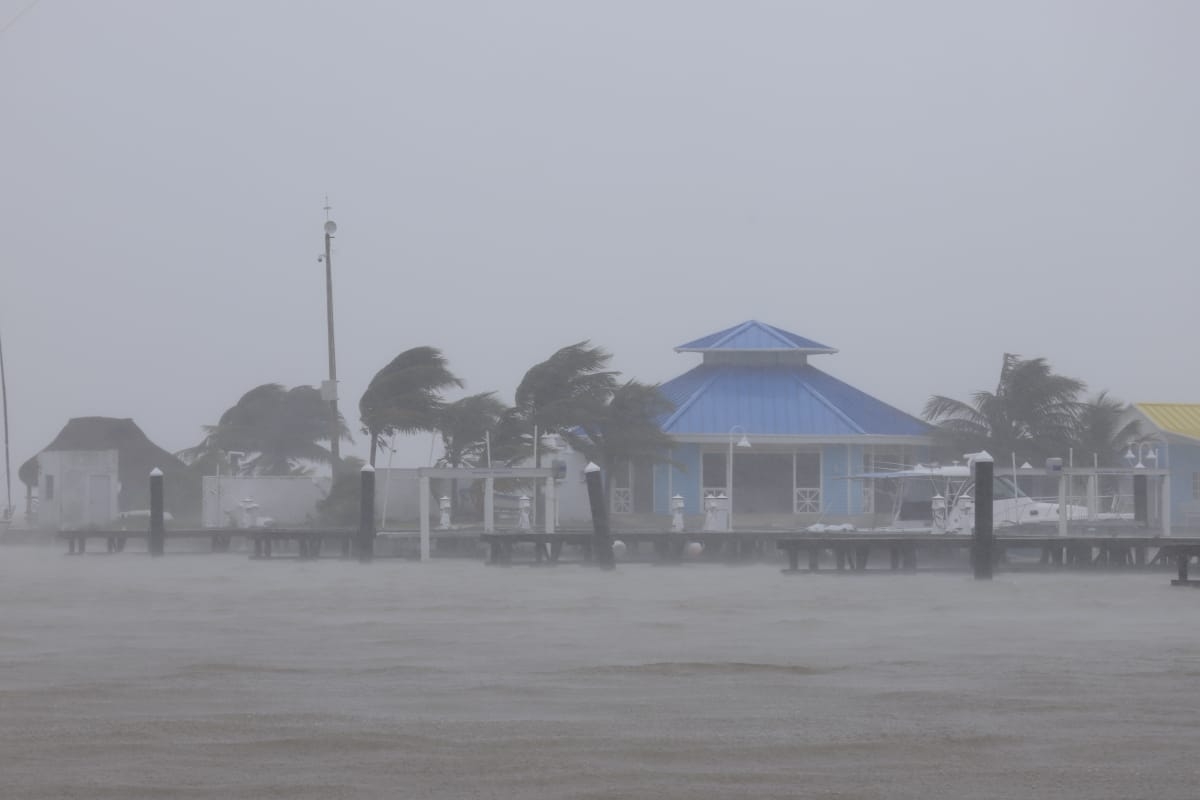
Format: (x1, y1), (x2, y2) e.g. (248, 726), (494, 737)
(852, 455), (1129, 534)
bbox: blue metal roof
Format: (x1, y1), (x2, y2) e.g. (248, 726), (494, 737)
(675, 320), (837, 354)
(658, 363), (932, 438)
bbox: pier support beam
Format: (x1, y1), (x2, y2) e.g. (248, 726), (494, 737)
(149, 468), (165, 557)
(584, 463), (614, 570)
(358, 464), (376, 563)
(972, 453), (994, 580)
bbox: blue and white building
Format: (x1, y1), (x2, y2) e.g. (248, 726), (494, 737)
(603, 321), (934, 524)
(1127, 403), (1200, 528)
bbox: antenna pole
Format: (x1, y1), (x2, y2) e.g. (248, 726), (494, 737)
(0, 325), (10, 519)
(323, 201), (340, 464)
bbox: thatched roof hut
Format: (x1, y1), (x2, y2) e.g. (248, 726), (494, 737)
(19, 417), (201, 518)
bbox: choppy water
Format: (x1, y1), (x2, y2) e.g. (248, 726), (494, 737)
(2, 546), (1198, 799)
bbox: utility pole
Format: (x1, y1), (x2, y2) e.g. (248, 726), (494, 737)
(321, 198), (341, 464)
(0, 324), (11, 519)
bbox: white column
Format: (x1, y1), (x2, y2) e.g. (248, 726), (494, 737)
(1161, 475), (1172, 537)
(418, 475), (431, 562)
(1086, 474), (1098, 520)
(845, 444), (852, 513)
(1057, 473), (1069, 537)
(484, 477), (495, 533)
(544, 476), (556, 534)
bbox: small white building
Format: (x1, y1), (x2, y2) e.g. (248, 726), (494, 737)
(36, 449), (120, 530)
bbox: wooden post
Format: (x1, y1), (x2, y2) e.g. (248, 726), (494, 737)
(972, 453), (994, 580)
(358, 464), (375, 563)
(584, 463), (614, 569)
(149, 468), (165, 557)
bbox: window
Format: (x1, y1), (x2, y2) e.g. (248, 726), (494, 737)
(44, 475), (55, 500)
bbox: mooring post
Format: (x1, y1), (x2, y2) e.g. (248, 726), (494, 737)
(972, 452), (994, 580)
(584, 462), (614, 569)
(149, 467), (165, 557)
(358, 464), (376, 563)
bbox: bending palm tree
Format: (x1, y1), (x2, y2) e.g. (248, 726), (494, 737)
(923, 353), (1085, 464)
(1073, 391), (1142, 467)
(561, 379), (676, 507)
(359, 347), (463, 466)
(514, 341), (618, 449)
(182, 383), (349, 476)
(435, 392), (507, 517)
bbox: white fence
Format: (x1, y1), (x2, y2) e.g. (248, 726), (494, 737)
(202, 476), (331, 527)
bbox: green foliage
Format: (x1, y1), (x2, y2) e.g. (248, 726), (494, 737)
(437, 392), (507, 469)
(359, 347), (463, 464)
(562, 379), (676, 474)
(513, 341), (618, 448)
(923, 354), (1139, 466)
(181, 383), (349, 476)
(1074, 391), (1142, 467)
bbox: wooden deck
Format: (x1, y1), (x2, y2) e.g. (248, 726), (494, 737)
(775, 533), (1200, 574)
(479, 529), (1200, 578)
(55, 528), (355, 558)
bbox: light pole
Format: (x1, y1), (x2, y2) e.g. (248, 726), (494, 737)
(318, 214), (340, 464)
(726, 426), (751, 531)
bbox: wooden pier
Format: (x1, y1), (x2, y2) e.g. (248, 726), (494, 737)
(479, 528), (1200, 579)
(774, 533), (1200, 574)
(481, 530), (780, 565)
(56, 528), (355, 559)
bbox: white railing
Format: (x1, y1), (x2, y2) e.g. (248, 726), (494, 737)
(794, 487), (821, 513)
(611, 487), (633, 514)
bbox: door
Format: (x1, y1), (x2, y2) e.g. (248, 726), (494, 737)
(87, 475), (112, 527)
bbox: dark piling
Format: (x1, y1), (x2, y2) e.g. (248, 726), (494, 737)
(149, 468), (165, 557)
(972, 454), (994, 580)
(358, 464), (376, 563)
(584, 463), (614, 569)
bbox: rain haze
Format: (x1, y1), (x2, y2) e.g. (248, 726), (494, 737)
(2, 0), (1198, 464)
(3, 3), (1200, 799)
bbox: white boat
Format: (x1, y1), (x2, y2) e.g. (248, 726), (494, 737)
(853, 458), (1128, 534)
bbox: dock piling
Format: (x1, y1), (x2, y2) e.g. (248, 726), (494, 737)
(972, 453), (994, 580)
(149, 468), (165, 557)
(358, 464), (376, 563)
(584, 463), (614, 569)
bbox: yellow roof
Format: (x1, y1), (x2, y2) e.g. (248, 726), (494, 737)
(1136, 403), (1200, 441)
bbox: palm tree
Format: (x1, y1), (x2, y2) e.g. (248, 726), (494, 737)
(181, 383), (349, 476)
(514, 341), (618, 449)
(560, 379), (676, 505)
(437, 392), (507, 469)
(1072, 391), (1142, 468)
(511, 342), (618, 518)
(359, 347), (463, 466)
(923, 353), (1085, 464)
(435, 392), (507, 517)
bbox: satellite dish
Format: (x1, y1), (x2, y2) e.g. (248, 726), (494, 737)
(324, 220), (337, 235)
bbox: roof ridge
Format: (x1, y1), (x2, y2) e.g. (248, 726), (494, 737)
(661, 369), (723, 431)
(757, 321), (800, 349)
(796, 377), (866, 435)
(711, 320), (753, 349)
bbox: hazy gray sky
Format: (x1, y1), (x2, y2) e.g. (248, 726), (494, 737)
(2, 0), (1197, 472)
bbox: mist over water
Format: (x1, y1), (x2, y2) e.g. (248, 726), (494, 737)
(2, 548), (1198, 799)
